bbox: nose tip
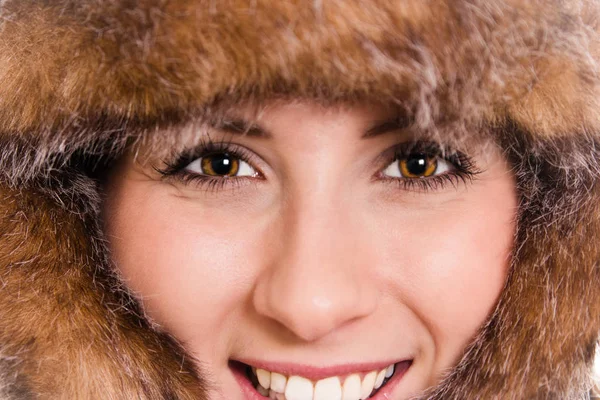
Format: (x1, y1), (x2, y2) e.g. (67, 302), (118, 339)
(252, 183), (379, 342)
(253, 262), (378, 342)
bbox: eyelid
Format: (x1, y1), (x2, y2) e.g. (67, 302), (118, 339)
(184, 156), (258, 177)
(381, 156), (452, 179)
(372, 142), (434, 173)
(375, 141), (463, 168)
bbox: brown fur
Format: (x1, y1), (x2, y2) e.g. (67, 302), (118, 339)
(0, 184), (205, 399)
(1, 0), (600, 398)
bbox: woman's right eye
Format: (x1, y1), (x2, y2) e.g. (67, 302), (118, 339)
(154, 141), (265, 193)
(184, 152), (258, 178)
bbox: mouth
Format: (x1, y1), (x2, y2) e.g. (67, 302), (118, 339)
(230, 359), (412, 400)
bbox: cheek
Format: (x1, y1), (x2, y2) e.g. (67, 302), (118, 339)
(376, 183), (515, 370)
(415, 213), (511, 334)
(104, 183), (264, 345)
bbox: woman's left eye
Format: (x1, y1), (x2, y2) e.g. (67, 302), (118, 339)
(382, 153), (452, 179)
(184, 152), (257, 177)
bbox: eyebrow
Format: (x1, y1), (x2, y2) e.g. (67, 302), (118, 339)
(213, 118), (273, 138)
(209, 115), (411, 139)
(362, 116), (412, 139)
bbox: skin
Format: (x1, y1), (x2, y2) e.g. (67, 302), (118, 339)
(102, 101), (517, 399)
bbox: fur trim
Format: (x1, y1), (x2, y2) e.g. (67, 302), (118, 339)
(1, 0), (600, 398)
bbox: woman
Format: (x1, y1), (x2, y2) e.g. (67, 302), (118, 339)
(0, 1), (599, 399)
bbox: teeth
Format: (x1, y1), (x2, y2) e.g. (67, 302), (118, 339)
(269, 390), (285, 399)
(257, 385), (270, 396)
(342, 374), (361, 400)
(257, 369), (272, 390)
(271, 372), (287, 393)
(385, 364), (394, 378)
(359, 371), (376, 400)
(248, 363), (396, 400)
(285, 376), (313, 400)
(314, 377), (342, 400)
(374, 369), (386, 390)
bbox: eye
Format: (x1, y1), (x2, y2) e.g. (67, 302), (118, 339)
(383, 153), (452, 179)
(185, 152), (257, 177)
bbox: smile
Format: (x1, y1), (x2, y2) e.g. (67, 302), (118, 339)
(231, 359), (412, 400)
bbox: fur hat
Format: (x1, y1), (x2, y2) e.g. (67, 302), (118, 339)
(1, 0), (600, 398)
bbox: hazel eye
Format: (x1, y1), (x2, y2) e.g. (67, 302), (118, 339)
(185, 152), (257, 177)
(383, 153), (451, 179)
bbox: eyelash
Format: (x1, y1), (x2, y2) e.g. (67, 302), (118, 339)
(154, 137), (259, 193)
(155, 137), (481, 193)
(377, 142), (481, 192)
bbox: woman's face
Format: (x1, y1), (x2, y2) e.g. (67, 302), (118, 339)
(102, 101), (517, 400)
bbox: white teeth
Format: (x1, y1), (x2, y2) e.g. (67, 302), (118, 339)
(257, 368), (272, 390)
(285, 376), (313, 400)
(385, 364), (394, 378)
(373, 369), (386, 390)
(359, 371), (376, 400)
(249, 363), (397, 400)
(342, 374), (361, 400)
(314, 377), (342, 400)
(271, 372), (287, 393)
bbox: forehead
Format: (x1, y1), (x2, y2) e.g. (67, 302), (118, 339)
(130, 97), (497, 163)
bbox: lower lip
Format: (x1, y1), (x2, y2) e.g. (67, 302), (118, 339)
(230, 360), (412, 400)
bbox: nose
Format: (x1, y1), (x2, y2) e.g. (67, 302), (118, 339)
(252, 190), (378, 342)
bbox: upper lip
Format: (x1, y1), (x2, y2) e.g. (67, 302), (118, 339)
(234, 358), (409, 381)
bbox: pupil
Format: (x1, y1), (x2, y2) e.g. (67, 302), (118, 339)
(406, 154), (428, 175)
(211, 154), (233, 175)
